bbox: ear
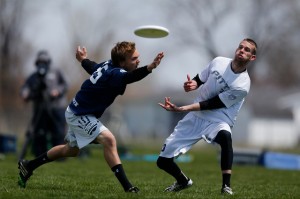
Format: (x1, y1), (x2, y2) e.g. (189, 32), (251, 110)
(119, 61), (125, 67)
(250, 54), (256, 61)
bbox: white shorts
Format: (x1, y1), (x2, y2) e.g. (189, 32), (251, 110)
(159, 112), (231, 158)
(64, 107), (108, 149)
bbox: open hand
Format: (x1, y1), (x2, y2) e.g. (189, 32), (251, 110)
(148, 52), (164, 71)
(158, 97), (182, 112)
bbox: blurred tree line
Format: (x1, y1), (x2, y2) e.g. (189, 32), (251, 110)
(1, 0), (300, 134)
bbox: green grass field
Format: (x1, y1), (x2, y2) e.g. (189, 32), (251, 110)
(0, 144), (299, 199)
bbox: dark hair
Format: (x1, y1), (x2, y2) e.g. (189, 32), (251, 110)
(111, 42), (136, 66)
(243, 38), (257, 55)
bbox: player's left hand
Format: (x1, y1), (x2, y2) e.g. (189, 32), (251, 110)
(148, 52), (164, 71)
(158, 97), (183, 112)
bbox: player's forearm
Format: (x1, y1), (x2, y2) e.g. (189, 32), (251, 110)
(123, 66), (151, 84)
(179, 103), (201, 111)
(81, 59), (98, 75)
(179, 97), (226, 112)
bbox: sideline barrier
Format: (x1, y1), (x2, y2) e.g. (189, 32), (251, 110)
(0, 133), (16, 153)
(262, 152), (300, 170)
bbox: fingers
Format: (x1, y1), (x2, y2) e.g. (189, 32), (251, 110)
(166, 100), (175, 108)
(82, 47), (87, 54)
(165, 97), (170, 106)
(76, 46), (86, 54)
(187, 74), (191, 81)
(158, 97), (173, 111)
(156, 52), (164, 62)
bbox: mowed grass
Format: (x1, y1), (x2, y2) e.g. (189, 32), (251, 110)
(0, 144), (299, 199)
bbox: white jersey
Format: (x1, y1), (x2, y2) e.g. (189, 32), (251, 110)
(193, 56), (250, 127)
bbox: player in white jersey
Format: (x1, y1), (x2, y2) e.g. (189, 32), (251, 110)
(157, 38), (257, 195)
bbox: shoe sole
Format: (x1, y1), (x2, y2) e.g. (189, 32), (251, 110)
(164, 180), (193, 192)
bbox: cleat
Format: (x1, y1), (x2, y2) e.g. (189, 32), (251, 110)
(18, 160), (32, 188)
(164, 178), (193, 192)
(126, 186), (140, 193)
(221, 185), (233, 195)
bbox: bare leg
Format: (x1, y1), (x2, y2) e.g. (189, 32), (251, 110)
(94, 130), (121, 168)
(47, 144), (80, 160)
(94, 130), (136, 192)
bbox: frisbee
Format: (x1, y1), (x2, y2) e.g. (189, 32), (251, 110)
(134, 25), (169, 38)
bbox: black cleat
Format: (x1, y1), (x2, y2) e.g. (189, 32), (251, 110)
(126, 186), (140, 193)
(164, 178), (193, 192)
(18, 160), (33, 188)
(221, 185), (233, 195)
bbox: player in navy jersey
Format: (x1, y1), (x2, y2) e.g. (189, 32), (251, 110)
(18, 41), (164, 193)
(157, 38), (257, 195)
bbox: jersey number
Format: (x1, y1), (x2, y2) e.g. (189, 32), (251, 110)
(89, 63), (108, 84)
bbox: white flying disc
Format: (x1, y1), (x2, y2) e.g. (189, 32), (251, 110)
(134, 25), (169, 38)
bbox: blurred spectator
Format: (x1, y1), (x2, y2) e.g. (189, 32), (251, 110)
(19, 50), (68, 158)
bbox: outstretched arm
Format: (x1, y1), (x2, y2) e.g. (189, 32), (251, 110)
(158, 97), (200, 112)
(123, 52), (164, 84)
(158, 95), (226, 112)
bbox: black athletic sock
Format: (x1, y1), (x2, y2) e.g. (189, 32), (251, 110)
(27, 152), (53, 171)
(111, 164), (132, 191)
(222, 173), (231, 188)
(176, 172), (189, 185)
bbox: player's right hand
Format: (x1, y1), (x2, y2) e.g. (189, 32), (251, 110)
(76, 46), (88, 62)
(183, 74), (198, 92)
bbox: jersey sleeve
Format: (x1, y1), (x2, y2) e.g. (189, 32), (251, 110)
(81, 59), (98, 75)
(199, 61), (213, 82)
(219, 89), (248, 108)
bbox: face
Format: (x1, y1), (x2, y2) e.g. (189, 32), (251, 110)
(121, 50), (140, 71)
(234, 40), (256, 62)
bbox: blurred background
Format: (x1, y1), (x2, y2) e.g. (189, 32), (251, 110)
(1, 0), (300, 158)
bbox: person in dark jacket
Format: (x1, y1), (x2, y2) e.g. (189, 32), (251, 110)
(20, 50), (68, 158)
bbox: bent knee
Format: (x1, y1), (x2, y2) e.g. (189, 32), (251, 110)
(65, 145), (80, 157)
(215, 130), (232, 142)
(215, 130), (232, 149)
(157, 156), (172, 170)
(96, 131), (116, 148)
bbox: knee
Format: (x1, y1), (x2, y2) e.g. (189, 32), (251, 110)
(215, 130), (232, 148)
(98, 132), (117, 149)
(70, 149), (80, 157)
(63, 145), (80, 157)
(157, 156), (172, 170)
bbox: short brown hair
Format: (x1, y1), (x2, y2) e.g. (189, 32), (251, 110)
(111, 41), (136, 66)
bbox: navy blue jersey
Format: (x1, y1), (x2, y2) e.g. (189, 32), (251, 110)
(69, 60), (128, 118)
(69, 59), (151, 118)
